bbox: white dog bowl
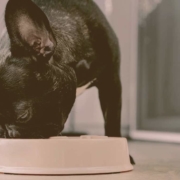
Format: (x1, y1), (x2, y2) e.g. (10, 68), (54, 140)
(0, 136), (133, 175)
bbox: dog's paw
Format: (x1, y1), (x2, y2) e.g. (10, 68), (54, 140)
(130, 155), (135, 165)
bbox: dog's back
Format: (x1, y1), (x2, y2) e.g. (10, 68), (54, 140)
(32, 0), (120, 85)
(0, 0), (120, 86)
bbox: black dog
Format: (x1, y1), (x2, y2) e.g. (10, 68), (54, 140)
(0, 0), (122, 141)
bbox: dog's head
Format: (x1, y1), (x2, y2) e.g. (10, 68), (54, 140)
(0, 0), (77, 138)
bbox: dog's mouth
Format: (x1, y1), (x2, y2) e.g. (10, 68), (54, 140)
(2, 123), (63, 139)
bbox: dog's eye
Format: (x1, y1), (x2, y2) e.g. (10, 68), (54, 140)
(16, 110), (30, 123)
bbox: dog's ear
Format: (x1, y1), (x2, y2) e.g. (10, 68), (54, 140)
(5, 0), (56, 61)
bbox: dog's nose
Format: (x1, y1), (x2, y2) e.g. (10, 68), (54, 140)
(5, 124), (21, 138)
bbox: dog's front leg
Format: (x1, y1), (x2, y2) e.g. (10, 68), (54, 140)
(97, 71), (122, 137)
(97, 70), (135, 164)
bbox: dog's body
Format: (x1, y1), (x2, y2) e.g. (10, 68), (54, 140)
(0, 0), (121, 139)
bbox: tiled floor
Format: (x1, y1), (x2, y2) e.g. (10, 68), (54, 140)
(1, 141), (180, 180)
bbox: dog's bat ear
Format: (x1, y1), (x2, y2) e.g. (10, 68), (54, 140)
(5, 0), (56, 61)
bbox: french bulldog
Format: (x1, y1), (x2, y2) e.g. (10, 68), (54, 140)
(1, 0), (124, 139)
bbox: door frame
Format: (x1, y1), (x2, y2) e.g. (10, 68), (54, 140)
(129, 0), (180, 143)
